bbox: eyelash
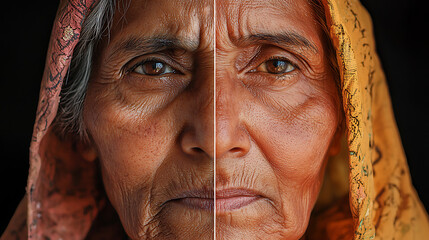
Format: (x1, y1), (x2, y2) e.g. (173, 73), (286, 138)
(266, 56), (297, 68)
(248, 56), (298, 75)
(127, 57), (181, 75)
(125, 55), (298, 78)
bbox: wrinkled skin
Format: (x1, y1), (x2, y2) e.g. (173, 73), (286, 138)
(83, 0), (214, 239)
(82, 0), (340, 239)
(215, 0), (341, 239)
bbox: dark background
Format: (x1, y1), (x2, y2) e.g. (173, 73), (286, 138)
(1, 0), (428, 233)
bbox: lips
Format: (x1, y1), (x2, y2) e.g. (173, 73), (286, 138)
(165, 188), (263, 212)
(216, 188), (261, 212)
(171, 189), (214, 211)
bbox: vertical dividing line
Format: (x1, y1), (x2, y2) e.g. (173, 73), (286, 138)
(213, 0), (217, 238)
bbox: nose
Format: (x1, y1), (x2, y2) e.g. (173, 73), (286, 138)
(180, 69), (215, 159)
(180, 99), (214, 158)
(215, 75), (251, 159)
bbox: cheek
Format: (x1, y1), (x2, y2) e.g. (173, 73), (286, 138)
(251, 84), (338, 181)
(84, 81), (175, 179)
(87, 102), (172, 181)
(248, 84), (338, 231)
(83, 88), (176, 235)
(263, 99), (336, 196)
(268, 111), (334, 181)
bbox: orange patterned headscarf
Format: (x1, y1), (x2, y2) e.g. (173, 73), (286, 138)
(310, 0), (429, 239)
(2, 0), (428, 239)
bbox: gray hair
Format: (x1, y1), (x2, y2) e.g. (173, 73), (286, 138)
(53, 0), (115, 141)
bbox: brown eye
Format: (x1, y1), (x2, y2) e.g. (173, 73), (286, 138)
(256, 59), (295, 74)
(133, 60), (176, 76)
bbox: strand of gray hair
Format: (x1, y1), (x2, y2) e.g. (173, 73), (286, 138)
(53, 0), (115, 141)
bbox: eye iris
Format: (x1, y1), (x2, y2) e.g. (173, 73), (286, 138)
(143, 61), (165, 75)
(266, 59), (288, 74)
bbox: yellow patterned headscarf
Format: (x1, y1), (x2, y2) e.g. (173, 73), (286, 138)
(311, 0), (429, 239)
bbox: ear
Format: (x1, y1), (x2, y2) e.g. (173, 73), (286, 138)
(76, 140), (98, 162)
(327, 122), (344, 157)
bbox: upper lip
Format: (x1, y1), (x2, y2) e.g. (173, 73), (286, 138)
(216, 188), (262, 199)
(174, 188), (214, 200)
(172, 188), (262, 199)
(154, 176), (214, 205)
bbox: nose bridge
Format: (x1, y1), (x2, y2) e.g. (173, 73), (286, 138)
(194, 88), (215, 158)
(195, 77), (214, 143)
(180, 65), (215, 159)
(216, 72), (237, 122)
(195, 66), (214, 113)
(215, 71), (250, 158)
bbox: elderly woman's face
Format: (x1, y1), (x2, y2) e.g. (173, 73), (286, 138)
(83, 0), (340, 239)
(215, 0), (340, 239)
(83, 0), (214, 239)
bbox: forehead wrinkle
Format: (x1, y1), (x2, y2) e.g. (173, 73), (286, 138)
(224, 0), (254, 44)
(216, 0), (253, 50)
(237, 32), (318, 53)
(197, 4), (214, 51)
(160, 0), (214, 51)
(217, 0), (298, 49)
(109, 0), (213, 53)
(107, 34), (200, 61)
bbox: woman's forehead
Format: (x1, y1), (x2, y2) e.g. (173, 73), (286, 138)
(216, 0), (321, 50)
(108, 0), (214, 52)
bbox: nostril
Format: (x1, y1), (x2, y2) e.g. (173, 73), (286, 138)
(230, 147), (242, 154)
(224, 147), (248, 158)
(191, 147), (204, 153)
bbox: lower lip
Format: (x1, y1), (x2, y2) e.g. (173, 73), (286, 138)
(216, 195), (260, 212)
(176, 197), (214, 211)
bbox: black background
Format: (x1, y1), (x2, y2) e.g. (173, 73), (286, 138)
(1, 0), (428, 233)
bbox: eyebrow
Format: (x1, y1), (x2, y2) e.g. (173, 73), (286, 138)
(107, 35), (199, 60)
(237, 32), (318, 53)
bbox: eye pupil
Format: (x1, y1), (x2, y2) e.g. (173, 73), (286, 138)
(143, 61), (166, 75)
(266, 59), (288, 74)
